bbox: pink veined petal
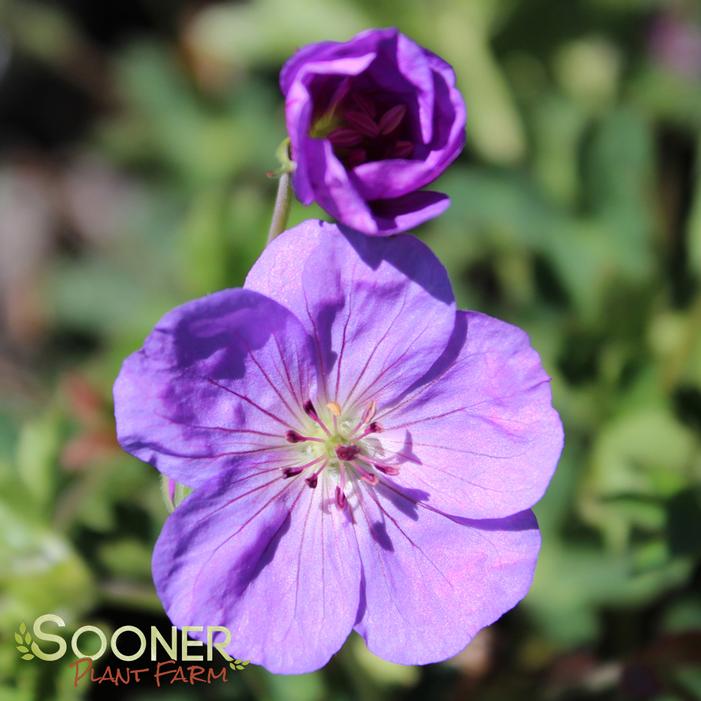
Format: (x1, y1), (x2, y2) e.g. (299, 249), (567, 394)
(153, 467), (362, 674)
(113, 289), (316, 488)
(352, 481), (541, 665)
(374, 311), (564, 519)
(244, 221), (456, 409)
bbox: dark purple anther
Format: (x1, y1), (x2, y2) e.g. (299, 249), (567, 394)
(378, 105), (407, 135)
(283, 466), (304, 478)
(374, 463), (400, 476)
(335, 486), (347, 509)
(336, 444), (360, 461)
(303, 400), (319, 421)
(305, 474), (318, 488)
(355, 464), (379, 486)
(286, 430), (305, 443)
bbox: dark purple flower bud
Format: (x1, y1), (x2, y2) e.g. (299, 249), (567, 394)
(280, 28), (466, 235)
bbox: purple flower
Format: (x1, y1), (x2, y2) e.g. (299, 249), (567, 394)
(114, 220), (562, 674)
(649, 14), (701, 78)
(281, 28), (466, 235)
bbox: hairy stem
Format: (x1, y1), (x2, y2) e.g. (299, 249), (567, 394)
(267, 171), (293, 243)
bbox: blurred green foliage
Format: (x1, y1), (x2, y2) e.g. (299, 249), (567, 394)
(0, 0), (700, 699)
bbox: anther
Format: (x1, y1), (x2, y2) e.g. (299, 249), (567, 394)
(286, 430), (322, 444)
(303, 400), (319, 421)
(283, 466), (304, 478)
(303, 399), (332, 436)
(378, 104), (407, 135)
(357, 421), (383, 439)
(361, 400), (377, 424)
(305, 474), (318, 488)
(326, 401), (342, 417)
(355, 463), (379, 486)
(335, 486), (347, 510)
(374, 463), (400, 476)
(336, 444), (360, 461)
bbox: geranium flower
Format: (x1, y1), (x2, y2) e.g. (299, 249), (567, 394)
(113, 221), (563, 674)
(281, 28), (466, 235)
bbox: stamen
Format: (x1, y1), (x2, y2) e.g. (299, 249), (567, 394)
(378, 104), (407, 135)
(335, 485), (347, 509)
(326, 401), (342, 417)
(303, 399), (319, 420)
(344, 110), (380, 138)
(336, 444), (360, 461)
(361, 400), (377, 424)
(286, 430), (322, 444)
(374, 463), (400, 476)
(304, 459), (328, 489)
(354, 463), (379, 486)
(356, 421), (383, 439)
(281, 455), (325, 479)
(303, 400), (331, 436)
(350, 400), (378, 437)
(357, 455), (399, 477)
(328, 128), (363, 148)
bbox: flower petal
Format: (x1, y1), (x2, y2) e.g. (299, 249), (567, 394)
(376, 311), (563, 519)
(351, 58), (466, 200)
(298, 138), (378, 231)
(352, 481), (540, 665)
(152, 467), (361, 674)
(285, 55), (376, 206)
(367, 190), (451, 235)
(279, 28), (399, 95)
(245, 221), (456, 409)
(114, 289), (316, 488)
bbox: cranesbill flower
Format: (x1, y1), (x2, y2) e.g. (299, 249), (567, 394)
(281, 28), (466, 235)
(113, 220), (563, 674)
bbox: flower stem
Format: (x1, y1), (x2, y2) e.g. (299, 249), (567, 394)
(267, 171), (292, 243)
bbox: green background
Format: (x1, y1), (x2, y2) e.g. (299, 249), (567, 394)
(0, 0), (700, 699)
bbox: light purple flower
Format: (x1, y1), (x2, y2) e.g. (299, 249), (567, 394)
(649, 14), (701, 78)
(113, 220), (562, 674)
(281, 28), (466, 235)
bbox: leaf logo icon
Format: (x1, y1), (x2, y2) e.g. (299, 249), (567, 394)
(15, 623), (34, 660)
(229, 659), (249, 671)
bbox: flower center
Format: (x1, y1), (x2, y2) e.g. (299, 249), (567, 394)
(310, 91), (414, 168)
(280, 398), (399, 510)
